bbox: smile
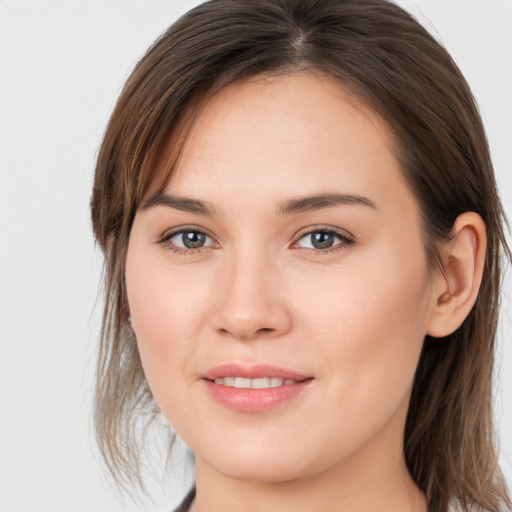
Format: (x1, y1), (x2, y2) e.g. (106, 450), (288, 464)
(201, 364), (314, 412)
(212, 377), (297, 388)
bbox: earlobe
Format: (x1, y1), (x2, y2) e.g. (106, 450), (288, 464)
(427, 212), (487, 338)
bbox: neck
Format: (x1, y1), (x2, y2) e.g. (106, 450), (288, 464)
(193, 461), (425, 512)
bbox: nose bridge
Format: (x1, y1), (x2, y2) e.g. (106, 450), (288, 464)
(211, 242), (291, 340)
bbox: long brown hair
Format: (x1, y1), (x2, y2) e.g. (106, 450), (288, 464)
(90, 0), (511, 509)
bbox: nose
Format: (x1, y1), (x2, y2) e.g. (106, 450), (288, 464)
(210, 250), (292, 342)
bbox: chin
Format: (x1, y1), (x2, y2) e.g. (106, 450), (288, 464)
(213, 455), (313, 483)
(196, 434), (330, 483)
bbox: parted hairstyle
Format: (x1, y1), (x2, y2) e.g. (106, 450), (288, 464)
(90, 0), (511, 510)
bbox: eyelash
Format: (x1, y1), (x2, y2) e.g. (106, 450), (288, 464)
(157, 226), (355, 257)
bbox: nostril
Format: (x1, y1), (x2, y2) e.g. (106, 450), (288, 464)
(211, 298), (292, 341)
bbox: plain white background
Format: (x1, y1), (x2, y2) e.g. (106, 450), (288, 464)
(0, 1), (511, 510)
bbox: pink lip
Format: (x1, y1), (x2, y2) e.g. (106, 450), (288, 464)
(202, 363), (311, 381)
(201, 363), (314, 412)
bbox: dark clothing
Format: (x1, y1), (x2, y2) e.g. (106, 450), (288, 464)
(173, 487), (196, 512)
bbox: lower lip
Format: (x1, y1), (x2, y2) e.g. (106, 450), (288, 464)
(203, 379), (313, 412)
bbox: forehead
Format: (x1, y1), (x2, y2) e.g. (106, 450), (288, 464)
(149, 70), (410, 216)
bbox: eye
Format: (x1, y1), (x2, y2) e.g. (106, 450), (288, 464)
(159, 228), (215, 254)
(295, 228), (354, 253)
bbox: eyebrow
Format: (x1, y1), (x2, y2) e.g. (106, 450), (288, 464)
(277, 192), (377, 215)
(142, 191), (377, 216)
(142, 192), (218, 216)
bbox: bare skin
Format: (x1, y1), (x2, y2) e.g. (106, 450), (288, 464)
(126, 71), (486, 512)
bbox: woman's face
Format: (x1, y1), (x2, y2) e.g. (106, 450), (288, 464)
(126, 71), (439, 483)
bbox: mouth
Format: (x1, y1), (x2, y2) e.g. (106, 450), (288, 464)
(201, 363), (314, 412)
(209, 376), (299, 388)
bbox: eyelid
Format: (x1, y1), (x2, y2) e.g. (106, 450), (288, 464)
(156, 225), (218, 253)
(293, 224), (354, 241)
(292, 226), (356, 253)
(156, 224), (355, 256)
(157, 225), (213, 242)
(293, 225), (354, 242)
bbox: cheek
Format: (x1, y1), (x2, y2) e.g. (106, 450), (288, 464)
(125, 245), (231, 425)
(126, 224), (213, 340)
(294, 245), (432, 414)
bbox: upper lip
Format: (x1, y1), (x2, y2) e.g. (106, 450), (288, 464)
(202, 363), (312, 381)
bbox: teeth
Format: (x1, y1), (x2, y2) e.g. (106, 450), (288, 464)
(212, 377), (297, 388)
(234, 377), (252, 389)
(252, 377), (271, 389)
(270, 377), (283, 387)
(224, 376), (236, 386)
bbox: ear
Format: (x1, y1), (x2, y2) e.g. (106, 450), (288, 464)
(426, 212), (487, 338)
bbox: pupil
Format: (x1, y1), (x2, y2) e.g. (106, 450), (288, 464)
(312, 232), (334, 249)
(183, 231), (205, 249)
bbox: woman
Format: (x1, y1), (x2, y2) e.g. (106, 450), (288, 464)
(90, 0), (511, 511)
